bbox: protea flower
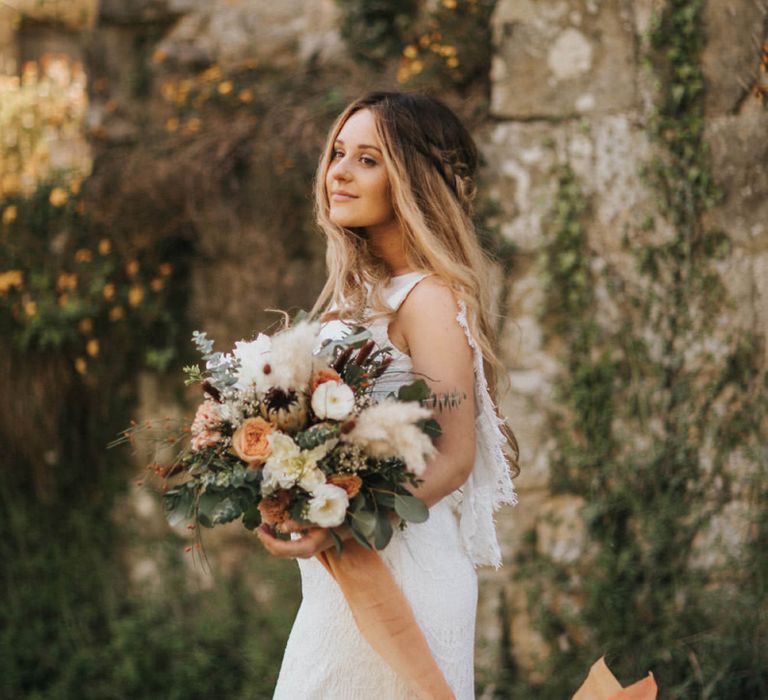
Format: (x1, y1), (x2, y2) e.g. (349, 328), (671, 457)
(260, 388), (308, 433)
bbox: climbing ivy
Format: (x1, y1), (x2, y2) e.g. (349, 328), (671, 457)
(507, 1), (768, 697)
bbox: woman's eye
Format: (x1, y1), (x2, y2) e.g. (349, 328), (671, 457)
(360, 156), (377, 166)
(332, 149), (344, 159)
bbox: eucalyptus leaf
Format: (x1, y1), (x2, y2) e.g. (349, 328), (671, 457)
(418, 418), (442, 438)
(397, 379), (430, 402)
(394, 493), (429, 523)
(350, 509), (376, 538)
(373, 511), (393, 550)
(349, 524), (373, 550)
(329, 529), (343, 556)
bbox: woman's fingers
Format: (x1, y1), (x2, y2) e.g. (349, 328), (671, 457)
(275, 517), (309, 534)
(255, 523), (330, 559)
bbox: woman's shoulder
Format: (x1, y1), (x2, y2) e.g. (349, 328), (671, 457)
(398, 275), (459, 321)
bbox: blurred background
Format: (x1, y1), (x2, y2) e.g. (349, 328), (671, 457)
(1, 0), (767, 698)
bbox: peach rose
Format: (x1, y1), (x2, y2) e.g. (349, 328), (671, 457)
(328, 473), (363, 498)
(258, 489), (292, 526)
(310, 368), (342, 394)
(232, 417), (273, 468)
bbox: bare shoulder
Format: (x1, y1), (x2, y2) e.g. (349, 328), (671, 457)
(397, 276), (471, 360)
(398, 275), (458, 322)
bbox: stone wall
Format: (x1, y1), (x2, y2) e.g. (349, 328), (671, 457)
(486, 0), (768, 682)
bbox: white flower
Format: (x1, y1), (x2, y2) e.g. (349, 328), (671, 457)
(268, 321), (326, 391)
(299, 466), (327, 492)
(261, 432), (338, 495)
(342, 399), (436, 476)
(311, 381), (355, 421)
(234, 333), (272, 393)
(307, 483), (349, 527)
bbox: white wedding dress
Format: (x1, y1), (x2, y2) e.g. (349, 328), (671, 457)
(272, 272), (517, 699)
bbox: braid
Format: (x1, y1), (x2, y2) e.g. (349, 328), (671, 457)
(425, 143), (477, 215)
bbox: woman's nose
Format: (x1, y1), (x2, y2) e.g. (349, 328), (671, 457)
(330, 158), (351, 182)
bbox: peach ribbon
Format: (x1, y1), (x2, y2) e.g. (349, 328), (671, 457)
(572, 656), (657, 700)
(315, 540), (456, 700)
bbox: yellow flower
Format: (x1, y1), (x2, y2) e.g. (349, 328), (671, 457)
(419, 34), (431, 48)
(102, 282), (115, 300)
(150, 277), (164, 292)
(2, 205), (17, 225)
(98, 239), (111, 255)
(442, 0), (457, 8)
(70, 177), (82, 195)
(218, 80), (233, 95)
(185, 117), (202, 134)
(128, 284), (144, 307)
(158, 262), (172, 276)
(57, 272), (78, 291)
(86, 338), (100, 357)
(411, 60), (424, 75)
(238, 88), (254, 103)
(79, 318), (93, 334)
(24, 300), (37, 316)
(75, 357), (87, 375)
(126, 259), (139, 277)
(0, 270), (23, 293)
(201, 64), (222, 82)
(75, 248), (92, 263)
(49, 187), (68, 207)
(165, 117), (179, 133)
(58, 293), (70, 307)
(397, 66), (411, 84)
(109, 306), (125, 321)
(403, 45), (418, 59)
(447, 56), (460, 69)
(152, 47), (168, 64)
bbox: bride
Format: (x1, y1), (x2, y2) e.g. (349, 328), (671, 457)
(254, 91), (519, 699)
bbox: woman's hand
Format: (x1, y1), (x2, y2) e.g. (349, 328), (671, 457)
(254, 517), (336, 559)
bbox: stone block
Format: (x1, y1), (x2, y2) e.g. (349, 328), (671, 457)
(704, 111), (768, 251)
(702, 0), (767, 116)
(491, 0), (638, 119)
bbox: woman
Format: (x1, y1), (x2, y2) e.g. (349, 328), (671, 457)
(255, 91), (519, 699)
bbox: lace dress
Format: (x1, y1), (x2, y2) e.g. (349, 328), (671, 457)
(272, 272), (517, 700)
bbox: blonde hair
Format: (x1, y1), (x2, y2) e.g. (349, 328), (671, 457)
(309, 91), (519, 477)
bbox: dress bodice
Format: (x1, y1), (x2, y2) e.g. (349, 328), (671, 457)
(317, 271), (518, 569)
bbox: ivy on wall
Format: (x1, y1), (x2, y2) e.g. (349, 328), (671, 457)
(508, 1), (768, 697)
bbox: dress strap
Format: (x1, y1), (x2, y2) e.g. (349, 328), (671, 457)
(383, 271), (434, 311)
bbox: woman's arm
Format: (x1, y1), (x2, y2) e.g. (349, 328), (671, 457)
(393, 277), (476, 509)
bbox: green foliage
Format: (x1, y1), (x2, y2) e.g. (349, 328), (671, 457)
(0, 176), (188, 375)
(0, 484), (300, 700)
(334, 0), (419, 66)
(506, 2), (768, 696)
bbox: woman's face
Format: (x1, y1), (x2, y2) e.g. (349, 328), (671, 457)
(325, 108), (394, 231)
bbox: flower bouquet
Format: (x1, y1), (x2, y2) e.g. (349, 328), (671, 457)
(116, 318), (447, 556)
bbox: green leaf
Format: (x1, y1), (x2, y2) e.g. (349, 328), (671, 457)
(329, 528), (343, 556)
(394, 493), (429, 523)
(350, 509), (376, 537)
(164, 487), (194, 527)
(373, 511), (393, 550)
(397, 379), (430, 402)
(418, 418), (442, 438)
(349, 523), (373, 550)
(242, 504), (262, 530)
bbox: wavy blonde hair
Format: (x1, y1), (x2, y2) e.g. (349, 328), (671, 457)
(309, 91), (519, 477)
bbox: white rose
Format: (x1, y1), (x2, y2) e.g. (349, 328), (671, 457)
(234, 333), (272, 393)
(299, 466), (326, 493)
(311, 381), (355, 421)
(307, 483), (349, 528)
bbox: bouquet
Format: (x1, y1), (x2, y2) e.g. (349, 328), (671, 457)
(116, 318), (450, 556)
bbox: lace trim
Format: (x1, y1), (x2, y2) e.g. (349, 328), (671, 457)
(451, 300), (518, 569)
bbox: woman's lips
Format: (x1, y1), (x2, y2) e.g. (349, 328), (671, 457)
(331, 192), (358, 201)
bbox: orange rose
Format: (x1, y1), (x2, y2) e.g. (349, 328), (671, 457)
(231, 417), (273, 468)
(310, 368), (342, 394)
(258, 489), (292, 526)
(328, 473), (363, 498)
